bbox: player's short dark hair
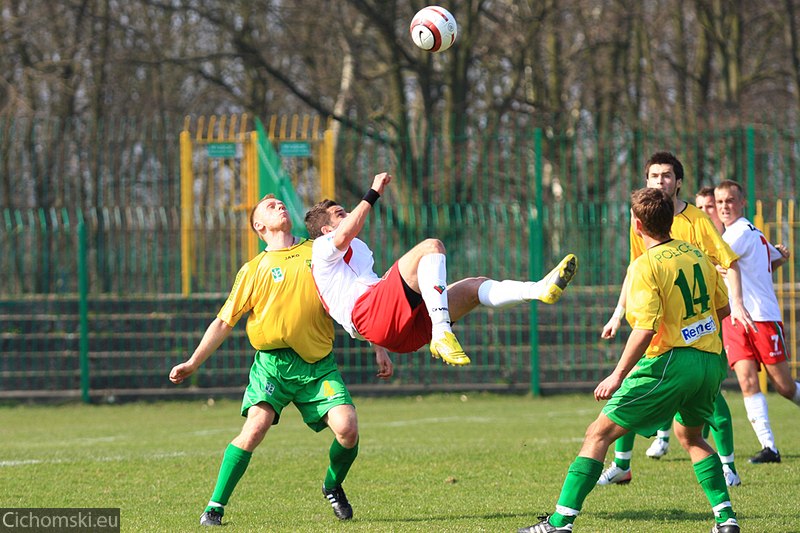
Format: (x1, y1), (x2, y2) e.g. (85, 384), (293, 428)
(305, 199), (338, 238)
(715, 179), (744, 199)
(249, 194), (276, 234)
(645, 151), (684, 183)
(696, 185), (715, 199)
(631, 187), (673, 239)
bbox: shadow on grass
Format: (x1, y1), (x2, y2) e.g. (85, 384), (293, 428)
(589, 508), (711, 522)
(361, 511), (529, 523)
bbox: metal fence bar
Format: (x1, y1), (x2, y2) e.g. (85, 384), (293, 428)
(78, 219), (89, 403)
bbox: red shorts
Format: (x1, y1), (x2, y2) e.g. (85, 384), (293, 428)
(351, 261), (432, 353)
(722, 317), (789, 369)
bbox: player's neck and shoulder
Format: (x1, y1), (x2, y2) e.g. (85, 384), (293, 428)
(723, 216), (755, 237)
(249, 236), (311, 269)
(311, 228), (371, 255)
(676, 201), (707, 223)
(640, 237), (703, 265)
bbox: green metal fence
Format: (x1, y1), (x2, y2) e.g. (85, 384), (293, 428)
(1, 121), (798, 400)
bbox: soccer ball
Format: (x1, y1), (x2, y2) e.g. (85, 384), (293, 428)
(409, 6), (458, 53)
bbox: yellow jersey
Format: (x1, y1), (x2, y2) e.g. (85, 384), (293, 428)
(630, 203), (738, 268)
(217, 239), (334, 363)
(627, 239), (728, 357)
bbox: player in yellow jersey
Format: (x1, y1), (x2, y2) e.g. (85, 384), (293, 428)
(169, 194), (391, 526)
(519, 188), (739, 533)
(598, 152), (754, 487)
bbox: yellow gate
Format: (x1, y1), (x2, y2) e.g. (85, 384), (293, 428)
(266, 114), (335, 203)
(180, 114), (337, 295)
(180, 114), (260, 296)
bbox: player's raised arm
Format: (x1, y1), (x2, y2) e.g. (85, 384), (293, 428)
(169, 317), (233, 384)
(331, 172), (392, 251)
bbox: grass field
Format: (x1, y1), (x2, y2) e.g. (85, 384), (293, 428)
(1, 391), (798, 532)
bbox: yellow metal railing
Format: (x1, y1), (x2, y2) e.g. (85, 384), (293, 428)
(756, 199), (798, 383)
(267, 114), (336, 201)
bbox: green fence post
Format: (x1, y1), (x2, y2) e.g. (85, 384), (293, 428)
(529, 128), (544, 396)
(745, 125), (756, 213)
(78, 217), (89, 403)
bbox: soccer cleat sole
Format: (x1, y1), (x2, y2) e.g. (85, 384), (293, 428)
(431, 350), (471, 366)
(199, 511), (223, 526)
(538, 254), (578, 304)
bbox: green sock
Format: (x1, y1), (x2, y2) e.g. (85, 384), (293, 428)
(709, 393), (735, 459)
(205, 444), (252, 515)
(693, 454), (736, 523)
(323, 438), (359, 490)
(550, 456), (604, 527)
(613, 432), (635, 469)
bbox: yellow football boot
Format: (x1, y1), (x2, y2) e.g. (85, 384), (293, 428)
(429, 331), (471, 366)
(537, 253), (578, 304)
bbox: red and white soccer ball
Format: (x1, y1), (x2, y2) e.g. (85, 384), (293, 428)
(409, 6), (458, 53)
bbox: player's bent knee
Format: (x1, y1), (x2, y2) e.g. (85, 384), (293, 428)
(338, 428), (359, 448)
(234, 423), (270, 451)
(420, 238), (445, 254)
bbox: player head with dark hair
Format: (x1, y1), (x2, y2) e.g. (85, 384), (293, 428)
(305, 199), (340, 239)
(645, 151), (684, 198)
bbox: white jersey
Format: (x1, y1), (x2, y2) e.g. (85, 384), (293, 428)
(722, 217), (783, 321)
(311, 231), (381, 339)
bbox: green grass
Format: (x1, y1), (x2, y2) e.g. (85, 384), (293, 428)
(1, 391), (798, 532)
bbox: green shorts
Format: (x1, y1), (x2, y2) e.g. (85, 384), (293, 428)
(241, 348), (353, 432)
(602, 347), (726, 437)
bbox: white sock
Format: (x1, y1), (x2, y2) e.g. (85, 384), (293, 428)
(477, 280), (529, 307)
(743, 392), (776, 451)
(656, 429), (671, 440)
(792, 381), (800, 406)
(417, 253), (452, 338)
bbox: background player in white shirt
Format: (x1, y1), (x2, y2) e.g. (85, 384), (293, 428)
(714, 180), (799, 464)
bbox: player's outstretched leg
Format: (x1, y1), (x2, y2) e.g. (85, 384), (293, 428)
(530, 254), (578, 304)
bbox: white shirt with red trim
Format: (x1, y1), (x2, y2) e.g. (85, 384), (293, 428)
(722, 217), (783, 321)
(311, 231), (381, 339)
